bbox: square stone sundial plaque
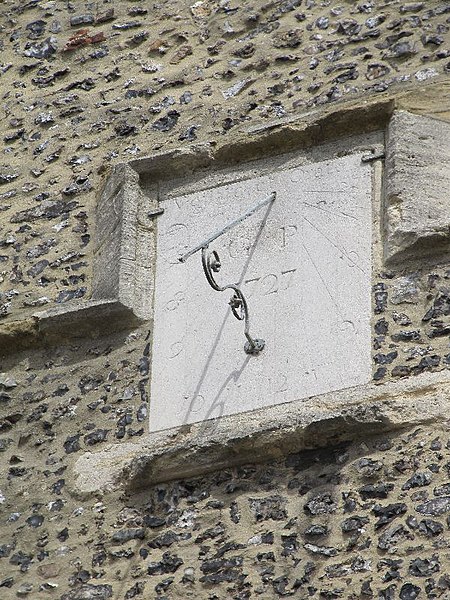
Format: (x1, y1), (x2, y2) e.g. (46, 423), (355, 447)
(149, 152), (372, 432)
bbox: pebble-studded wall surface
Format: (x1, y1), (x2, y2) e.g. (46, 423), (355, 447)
(1, 0), (450, 598)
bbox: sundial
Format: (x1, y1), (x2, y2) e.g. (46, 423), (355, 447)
(149, 152), (372, 432)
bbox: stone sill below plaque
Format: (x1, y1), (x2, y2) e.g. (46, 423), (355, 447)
(72, 369), (450, 498)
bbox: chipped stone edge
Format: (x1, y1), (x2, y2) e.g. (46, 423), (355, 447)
(0, 299), (144, 355)
(71, 369), (450, 497)
(383, 109), (450, 265)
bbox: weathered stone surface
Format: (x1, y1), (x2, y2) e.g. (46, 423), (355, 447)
(384, 111), (450, 263)
(92, 166), (156, 320)
(0, 299), (142, 355)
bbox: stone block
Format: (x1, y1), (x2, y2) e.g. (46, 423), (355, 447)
(92, 165), (157, 320)
(384, 111), (450, 264)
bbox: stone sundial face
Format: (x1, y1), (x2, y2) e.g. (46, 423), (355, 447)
(149, 152), (372, 432)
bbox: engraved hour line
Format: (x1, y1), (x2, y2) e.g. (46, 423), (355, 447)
(301, 215), (367, 275)
(300, 237), (345, 322)
(302, 200), (357, 221)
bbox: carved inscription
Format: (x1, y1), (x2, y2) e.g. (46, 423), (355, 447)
(244, 268), (296, 298)
(150, 153), (373, 432)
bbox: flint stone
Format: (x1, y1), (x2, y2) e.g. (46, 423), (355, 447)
(378, 524), (413, 550)
(305, 524), (328, 537)
(384, 111), (450, 263)
(60, 585), (113, 600)
(433, 483), (450, 496)
(304, 543), (339, 557)
(143, 515), (165, 528)
(408, 555), (440, 577)
(399, 584), (421, 600)
(148, 530), (189, 548)
(111, 528), (145, 544)
(23, 37), (57, 59)
(200, 556), (243, 573)
(390, 277), (419, 304)
(417, 519), (443, 537)
(373, 503), (407, 529)
(304, 493), (337, 515)
(354, 457), (383, 477)
(10, 199), (78, 222)
(416, 497), (450, 515)
(341, 515), (369, 532)
(249, 496), (287, 522)
(147, 552), (183, 575)
(70, 15), (94, 26)
(402, 472), (432, 490)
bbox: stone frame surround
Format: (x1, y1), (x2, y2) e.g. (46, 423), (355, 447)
(2, 99), (450, 493)
(74, 105), (450, 495)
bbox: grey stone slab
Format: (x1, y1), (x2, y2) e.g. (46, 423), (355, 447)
(149, 153), (373, 432)
(384, 110), (450, 264)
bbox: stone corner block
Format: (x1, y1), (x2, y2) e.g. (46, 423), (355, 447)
(384, 110), (450, 264)
(92, 164), (157, 320)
